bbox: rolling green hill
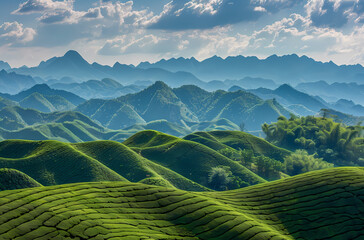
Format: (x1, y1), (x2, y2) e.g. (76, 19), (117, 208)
(0, 139), (208, 191)
(124, 119), (190, 137)
(0, 168), (42, 191)
(184, 130), (291, 162)
(124, 130), (266, 188)
(0, 167), (363, 239)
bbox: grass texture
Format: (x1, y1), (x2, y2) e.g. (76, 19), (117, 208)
(0, 167), (363, 239)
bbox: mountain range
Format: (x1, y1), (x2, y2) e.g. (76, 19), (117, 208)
(0, 61), (10, 71)
(50, 78), (145, 99)
(138, 54), (364, 84)
(12, 50), (206, 88)
(0, 84), (85, 113)
(0, 70), (37, 94)
(75, 81), (291, 131)
(297, 81), (364, 106)
(4, 50), (363, 92)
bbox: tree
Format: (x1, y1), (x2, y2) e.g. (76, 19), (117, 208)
(208, 166), (232, 191)
(284, 150), (333, 176)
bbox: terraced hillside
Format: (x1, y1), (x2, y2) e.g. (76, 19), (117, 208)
(0, 167), (363, 239)
(124, 130), (265, 188)
(0, 168), (42, 191)
(184, 131), (291, 162)
(0, 139), (208, 191)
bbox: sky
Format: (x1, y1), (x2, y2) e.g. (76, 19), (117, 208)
(0, 0), (363, 68)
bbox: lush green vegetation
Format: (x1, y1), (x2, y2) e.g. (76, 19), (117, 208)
(124, 130), (265, 190)
(0, 168), (42, 191)
(0, 167), (363, 239)
(263, 115), (364, 166)
(0, 139), (208, 191)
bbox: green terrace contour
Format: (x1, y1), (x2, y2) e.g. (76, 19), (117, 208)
(0, 167), (363, 239)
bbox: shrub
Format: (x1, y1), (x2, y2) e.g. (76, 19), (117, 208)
(284, 150), (333, 176)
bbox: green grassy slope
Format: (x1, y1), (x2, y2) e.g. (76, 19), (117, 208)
(0, 140), (126, 186)
(0, 168), (42, 191)
(0, 139), (207, 191)
(0, 96), (17, 109)
(0, 167), (363, 239)
(19, 92), (56, 113)
(124, 119), (191, 137)
(124, 130), (266, 187)
(73, 141), (208, 191)
(184, 131), (291, 162)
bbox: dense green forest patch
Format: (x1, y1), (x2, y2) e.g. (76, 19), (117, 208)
(262, 116), (364, 166)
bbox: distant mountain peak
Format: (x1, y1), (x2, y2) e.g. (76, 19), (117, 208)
(0, 60), (11, 70)
(276, 84), (295, 91)
(63, 50), (83, 60)
(152, 81), (169, 89)
(29, 84), (52, 92)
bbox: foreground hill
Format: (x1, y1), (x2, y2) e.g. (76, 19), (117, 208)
(124, 130), (265, 188)
(0, 168), (42, 191)
(0, 139), (208, 191)
(0, 167), (363, 239)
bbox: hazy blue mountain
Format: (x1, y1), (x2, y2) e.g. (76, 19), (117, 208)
(249, 84), (328, 112)
(0, 97), (17, 110)
(228, 85), (245, 92)
(0, 106), (101, 129)
(51, 78), (145, 99)
(286, 104), (316, 116)
(332, 99), (364, 116)
(11, 50), (205, 87)
(0, 70), (37, 94)
(0, 84), (85, 106)
(0, 61), (10, 71)
(225, 77), (277, 89)
(138, 54), (364, 84)
(297, 81), (364, 105)
(19, 92), (76, 113)
(13, 50), (110, 81)
(319, 109), (364, 126)
(46, 76), (77, 85)
(19, 93), (56, 113)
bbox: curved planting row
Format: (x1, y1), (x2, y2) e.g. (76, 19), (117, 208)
(0, 167), (363, 239)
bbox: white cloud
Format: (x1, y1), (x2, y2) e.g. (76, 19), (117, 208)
(12, 0), (74, 15)
(0, 22), (36, 45)
(305, 0), (363, 28)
